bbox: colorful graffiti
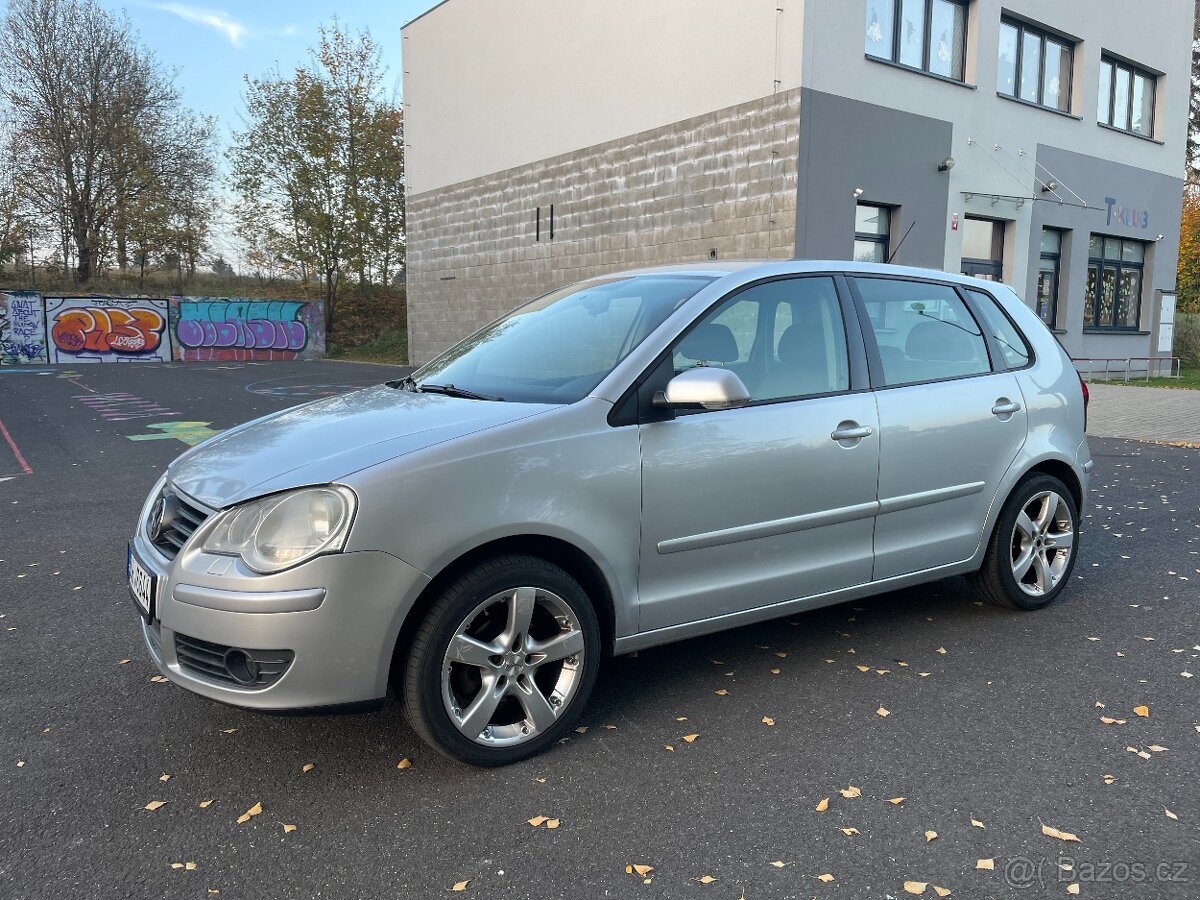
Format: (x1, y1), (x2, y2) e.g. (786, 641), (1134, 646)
(1, 291), (48, 364)
(44, 298), (171, 363)
(171, 298), (325, 362)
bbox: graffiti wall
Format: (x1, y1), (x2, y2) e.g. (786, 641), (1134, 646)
(1, 291), (48, 364)
(170, 298), (325, 362)
(44, 297), (172, 363)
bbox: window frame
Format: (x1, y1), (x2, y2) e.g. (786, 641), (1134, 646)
(1084, 235), (1146, 331)
(853, 202), (892, 264)
(865, 0), (968, 83)
(608, 273), (872, 426)
(964, 287), (1036, 372)
(1037, 228), (1064, 328)
(959, 216), (1006, 281)
(1098, 54), (1157, 137)
(846, 274), (1003, 391)
(997, 16), (1074, 113)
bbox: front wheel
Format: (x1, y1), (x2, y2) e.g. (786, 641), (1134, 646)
(402, 555), (601, 766)
(970, 474), (1080, 610)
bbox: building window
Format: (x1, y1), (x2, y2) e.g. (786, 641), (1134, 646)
(960, 217), (1005, 281)
(997, 18), (1073, 112)
(1098, 55), (1156, 136)
(854, 203), (891, 263)
(1037, 228), (1064, 327)
(1084, 235), (1145, 330)
(865, 0), (966, 82)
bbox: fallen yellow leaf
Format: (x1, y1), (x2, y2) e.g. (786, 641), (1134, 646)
(282, 824), (297, 834)
(144, 801), (166, 811)
(1164, 807), (1178, 820)
(935, 647), (947, 654)
(396, 758), (412, 769)
(924, 830), (938, 842)
(976, 858), (995, 870)
(546, 818), (560, 829)
(1041, 823), (1080, 843)
(815, 797), (830, 812)
(1148, 745), (1168, 753)
(664, 744), (674, 752)
(839, 785), (861, 799)
(840, 827), (860, 836)
(675, 716), (688, 722)
(451, 880), (469, 892)
(877, 706), (891, 717)
(1099, 716), (1127, 725)
(933, 888), (951, 897)
(236, 802), (263, 825)
(970, 818), (984, 828)
(715, 689), (729, 696)
(185, 862), (197, 871)
(770, 860), (786, 868)
(527, 816), (548, 827)
(1067, 885), (1080, 895)
(888, 797), (906, 805)
(818, 873), (835, 882)
(159, 774), (171, 782)
(603, 724), (618, 729)
(698, 875), (716, 884)
(761, 717), (775, 726)
(904, 881), (928, 895)
(770, 667), (781, 675)
(856, 665), (871, 672)
(1102, 774), (1115, 785)
(1133, 705), (1149, 718)
(302, 763), (315, 773)
(626, 864), (654, 876)
(170, 863), (183, 870)
(683, 734), (700, 743)
(199, 800), (213, 809)
(574, 726), (588, 734)
(221, 728), (237, 734)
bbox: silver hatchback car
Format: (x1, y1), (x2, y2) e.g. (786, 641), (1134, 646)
(129, 260), (1092, 765)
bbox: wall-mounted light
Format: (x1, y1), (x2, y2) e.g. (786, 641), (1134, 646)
(852, 187), (865, 199)
(1041, 180), (1059, 193)
(1156, 233), (1166, 241)
(937, 157), (955, 172)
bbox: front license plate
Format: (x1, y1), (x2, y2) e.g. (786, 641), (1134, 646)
(128, 545), (158, 619)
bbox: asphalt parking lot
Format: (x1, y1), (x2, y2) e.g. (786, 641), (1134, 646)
(1, 360), (1197, 899)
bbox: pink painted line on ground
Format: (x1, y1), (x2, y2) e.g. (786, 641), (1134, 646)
(68, 379), (96, 393)
(0, 418), (33, 476)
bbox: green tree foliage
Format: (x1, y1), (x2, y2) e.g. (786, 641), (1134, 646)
(228, 23), (405, 330)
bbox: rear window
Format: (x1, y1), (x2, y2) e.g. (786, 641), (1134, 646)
(966, 289), (1033, 370)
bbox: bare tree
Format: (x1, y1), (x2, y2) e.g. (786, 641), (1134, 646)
(0, 0), (197, 282)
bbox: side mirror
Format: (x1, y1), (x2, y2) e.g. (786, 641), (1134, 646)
(654, 367), (751, 411)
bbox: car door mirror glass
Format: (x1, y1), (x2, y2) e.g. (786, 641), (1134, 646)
(656, 367), (751, 411)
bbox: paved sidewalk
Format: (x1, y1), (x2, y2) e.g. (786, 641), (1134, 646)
(1085, 381), (1200, 444)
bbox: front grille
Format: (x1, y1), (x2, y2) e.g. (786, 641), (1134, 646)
(148, 487), (212, 560)
(175, 632), (294, 689)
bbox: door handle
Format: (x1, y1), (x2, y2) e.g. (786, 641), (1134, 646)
(831, 423), (873, 442)
(991, 398), (1022, 416)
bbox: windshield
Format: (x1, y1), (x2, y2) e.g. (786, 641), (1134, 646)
(413, 275), (715, 403)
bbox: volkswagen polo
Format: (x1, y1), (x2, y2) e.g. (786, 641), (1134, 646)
(128, 260), (1091, 765)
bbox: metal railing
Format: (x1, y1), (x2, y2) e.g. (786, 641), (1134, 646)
(1073, 356), (1183, 382)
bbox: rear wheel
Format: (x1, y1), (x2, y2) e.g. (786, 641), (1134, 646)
(970, 474), (1079, 610)
(402, 555), (600, 766)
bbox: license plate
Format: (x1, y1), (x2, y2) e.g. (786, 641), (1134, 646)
(128, 545), (158, 619)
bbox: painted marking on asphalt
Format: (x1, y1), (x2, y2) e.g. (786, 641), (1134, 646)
(0, 418), (33, 476)
(67, 378), (95, 393)
(126, 421), (222, 446)
(0, 367), (53, 374)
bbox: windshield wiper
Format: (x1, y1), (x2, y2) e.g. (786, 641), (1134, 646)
(417, 382), (504, 402)
(384, 375), (418, 391)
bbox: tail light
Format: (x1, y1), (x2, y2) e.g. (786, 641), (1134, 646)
(1078, 373), (1089, 431)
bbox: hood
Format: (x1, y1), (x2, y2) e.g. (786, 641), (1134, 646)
(167, 386), (556, 508)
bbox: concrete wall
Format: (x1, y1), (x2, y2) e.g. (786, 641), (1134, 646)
(407, 89), (801, 365)
(795, 88), (953, 267)
(401, 0), (805, 194)
(0, 294), (325, 364)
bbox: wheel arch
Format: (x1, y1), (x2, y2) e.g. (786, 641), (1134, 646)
(974, 454), (1084, 566)
(389, 534), (618, 682)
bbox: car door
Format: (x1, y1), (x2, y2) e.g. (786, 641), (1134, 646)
(636, 275), (880, 633)
(850, 276), (1028, 581)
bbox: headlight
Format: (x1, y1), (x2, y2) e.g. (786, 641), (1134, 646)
(200, 486), (357, 573)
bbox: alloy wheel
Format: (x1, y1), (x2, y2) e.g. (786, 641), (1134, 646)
(1010, 490), (1075, 597)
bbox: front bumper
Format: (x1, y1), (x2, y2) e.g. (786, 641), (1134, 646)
(131, 527), (430, 710)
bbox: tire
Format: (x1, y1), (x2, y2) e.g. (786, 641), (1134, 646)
(401, 554), (601, 766)
(969, 474), (1080, 610)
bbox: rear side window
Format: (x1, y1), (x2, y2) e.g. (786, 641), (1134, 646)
(854, 277), (991, 387)
(966, 289), (1032, 370)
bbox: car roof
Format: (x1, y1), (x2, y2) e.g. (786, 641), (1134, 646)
(598, 259), (1011, 294)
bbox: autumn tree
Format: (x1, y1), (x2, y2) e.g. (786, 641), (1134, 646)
(229, 23), (405, 330)
(1178, 188), (1200, 315)
(0, 0), (217, 282)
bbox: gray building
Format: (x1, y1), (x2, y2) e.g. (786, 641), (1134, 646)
(401, 0), (1192, 368)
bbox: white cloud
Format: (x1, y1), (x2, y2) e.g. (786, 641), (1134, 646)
(149, 2), (249, 47)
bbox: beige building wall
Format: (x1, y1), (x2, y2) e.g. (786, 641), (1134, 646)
(407, 89), (800, 365)
(402, 0), (804, 194)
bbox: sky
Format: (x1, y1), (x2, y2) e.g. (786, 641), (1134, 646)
(88, 0), (436, 263)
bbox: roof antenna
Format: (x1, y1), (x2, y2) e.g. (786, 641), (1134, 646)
(886, 220), (916, 264)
